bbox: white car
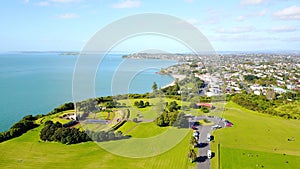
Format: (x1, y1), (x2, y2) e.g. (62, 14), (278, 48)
(207, 150), (212, 159)
(212, 125), (222, 129)
(207, 133), (211, 141)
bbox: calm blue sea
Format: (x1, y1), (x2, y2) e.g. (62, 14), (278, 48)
(0, 53), (175, 132)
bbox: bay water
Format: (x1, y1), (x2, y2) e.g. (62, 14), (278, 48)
(0, 53), (175, 132)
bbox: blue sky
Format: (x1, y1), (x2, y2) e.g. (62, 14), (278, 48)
(1, 0), (300, 52)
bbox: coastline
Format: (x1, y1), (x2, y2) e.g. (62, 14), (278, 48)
(162, 74), (186, 89)
(0, 54), (177, 132)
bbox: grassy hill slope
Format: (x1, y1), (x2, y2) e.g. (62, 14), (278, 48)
(0, 124), (194, 169)
(211, 102), (300, 169)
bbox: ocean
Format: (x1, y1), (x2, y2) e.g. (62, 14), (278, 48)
(0, 53), (175, 132)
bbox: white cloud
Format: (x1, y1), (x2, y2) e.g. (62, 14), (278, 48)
(111, 0), (141, 9)
(273, 6), (300, 20)
(209, 34), (276, 42)
(267, 26), (297, 32)
(236, 9), (267, 21)
(36, 1), (49, 6)
(36, 0), (81, 6)
(203, 9), (228, 24)
(255, 9), (267, 16)
(23, 0), (30, 3)
(236, 16), (246, 21)
(282, 37), (300, 41)
(217, 26), (255, 34)
(56, 13), (78, 19)
(241, 0), (267, 5)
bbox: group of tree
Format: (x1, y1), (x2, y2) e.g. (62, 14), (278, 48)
(244, 75), (259, 82)
(47, 102), (74, 116)
(133, 100), (150, 108)
(40, 120), (129, 144)
(128, 93), (151, 99)
(0, 115), (38, 143)
(165, 101), (181, 112)
(86, 130), (129, 142)
(232, 93), (275, 112)
(76, 97), (120, 114)
(161, 81), (180, 95)
(40, 121), (90, 144)
(155, 101), (188, 127)
(155, 111), (178, 127)
(231, 93), (300, 119)
(173, 112), (189, 128)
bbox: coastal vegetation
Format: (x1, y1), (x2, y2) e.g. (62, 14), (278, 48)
(40, 121), (90, 144)
(231, 93), (300, 119)
(0, 70), (299, 169)
(0, 91), (299, 168)
(0, 115), (38, 143)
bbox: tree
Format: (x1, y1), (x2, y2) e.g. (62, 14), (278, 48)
(189, 102), (198, 109)
(190, 136), (198, 148)
(134, 101), (139, 107)
(266, 89), (276, 100)
(138, 100), (144, 108)
(107, 131), (115, 140)
(145, 101), (150, 107)
(152, 82), (158, 92)
(156, 115), (165, 126)
(244, 75), (259, 81)
(173, 112), (189, 128)
(187, 149), (197, 162)
(201, 107), (210, 113)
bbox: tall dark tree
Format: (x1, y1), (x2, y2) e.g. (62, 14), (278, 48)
(152, 82), (158, 92)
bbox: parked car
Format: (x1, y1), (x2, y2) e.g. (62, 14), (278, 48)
(207, 150), (212, 159)
(212, 124), (222, 129)
(226, 123), (232, 127)
(207, 133), (211, 141)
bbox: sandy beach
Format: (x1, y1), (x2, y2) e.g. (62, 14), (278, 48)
(162, 74), (186, 89)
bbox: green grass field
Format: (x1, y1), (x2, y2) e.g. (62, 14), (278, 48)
(4, 98), (299, 168)
(117, 121), (169, 138)
(0, 125), (195, 169)
(211, 102), (300, 169)
(117, 98), (203, 121)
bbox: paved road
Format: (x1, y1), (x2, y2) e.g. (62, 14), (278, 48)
(196, 125), (211, 169)
(195, 116), (226, 169)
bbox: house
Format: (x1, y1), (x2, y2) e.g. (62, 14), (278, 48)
(197, 103), (214, 109)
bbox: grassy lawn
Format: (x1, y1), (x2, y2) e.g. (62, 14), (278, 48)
(118, 98), (159, 121)
(117, 97), (204, 121)
(198, 119), (214, 126)
(0, 124), (196, 169)
(86, 111), (115, 120)
(118, 121), (169, 138)
(116, 121), (138, 134)
(219, 147), (300, 169)
(211, 101), (300, 169)
(51, 117), (71, 124)
(36, 110), (75, 125)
